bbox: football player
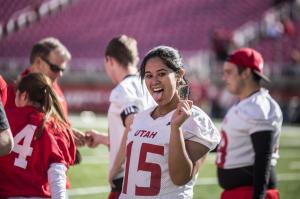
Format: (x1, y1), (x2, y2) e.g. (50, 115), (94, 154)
(216, 48), (283, 199)
(119, 46), (220, 198)
(85, 35), (156, 199)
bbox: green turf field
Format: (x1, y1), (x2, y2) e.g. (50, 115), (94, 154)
(67, 114), (300, 199)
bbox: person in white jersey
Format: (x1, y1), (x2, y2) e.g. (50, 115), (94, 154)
(215, 48), (283, 199)
(85, 35), (155, 199)
(119, 46), (220, 199)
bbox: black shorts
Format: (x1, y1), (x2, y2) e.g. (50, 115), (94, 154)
(217, 165), (277, 190)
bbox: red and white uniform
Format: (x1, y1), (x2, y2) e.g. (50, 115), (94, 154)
(0, 106), (76, 198)
(216, 88), (282, 169)
(108, 75), (155, 179)
(5, 68), (68, 118)
(120, 106), (220, 199)
(0, 75), (7, 105)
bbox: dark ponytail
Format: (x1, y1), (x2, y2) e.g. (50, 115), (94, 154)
(17, 73), (67, 138)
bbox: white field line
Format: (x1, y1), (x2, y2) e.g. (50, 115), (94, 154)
(81, 156), (109, 164)
(80, 150), (300, 165)
(80, 154), (300, 166)
(69, 115), (300, 138)
(69, 115), (107, 130)
(68, 186), (110, 196)
(289, 161), (300, 170)
(68, 173), (300, 196)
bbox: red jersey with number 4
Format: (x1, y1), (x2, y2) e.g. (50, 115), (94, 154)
(0, 106), (76, 198)
(0, 75), (7, 105)
(5, 67), (69, 118)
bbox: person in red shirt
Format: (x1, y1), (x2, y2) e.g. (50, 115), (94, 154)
(5, 37), (86, 148)
(0, 74), (13, 156)
(0, 73), (76, 198)
(0, 75), (8, 105)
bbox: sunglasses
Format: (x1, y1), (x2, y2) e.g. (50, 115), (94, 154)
(41, 57), (65, 73)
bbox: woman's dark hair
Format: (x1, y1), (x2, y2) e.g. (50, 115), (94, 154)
(17, 73), (67, 138)
(140, 46), (189, 99)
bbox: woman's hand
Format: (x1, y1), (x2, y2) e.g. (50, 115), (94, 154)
(170, 100), (193, 128)
(85, 130), (109, 148)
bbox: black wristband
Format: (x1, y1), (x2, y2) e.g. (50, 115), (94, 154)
(120, 105), (139, 127)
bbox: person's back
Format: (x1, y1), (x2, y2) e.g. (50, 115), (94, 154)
(0, 73), (76, 198)
(106, 35), (155, 198)
(108, 74), (155, 177)
(85, 35), (155, 199)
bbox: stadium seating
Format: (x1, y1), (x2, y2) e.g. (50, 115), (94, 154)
(0, 0), (271, 60)
(1, 0), (299, 117)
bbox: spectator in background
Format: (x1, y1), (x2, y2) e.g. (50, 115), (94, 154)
(272, 0), (293, 7)
(262, 10), (284, 39)
(119, 46), (220, 198)
(85, 35), (155, 199)
(287, 96), (300, 124)
(281, 16), (296, 36)
(216, 48), (283, 199)
(283, 48), (300, 76)
(211, 28), (234, 62)
(0, 75), (13, 156)
(5, 37), (86, 149)
(0, 73), (76, 198)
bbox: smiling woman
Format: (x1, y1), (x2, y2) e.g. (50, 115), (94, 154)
(119, 46), (221, 199)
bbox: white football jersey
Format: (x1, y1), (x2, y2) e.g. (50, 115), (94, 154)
(216, 88), (283, 169)
(108, 75), (156, 179)
(120, 105), (220, 199)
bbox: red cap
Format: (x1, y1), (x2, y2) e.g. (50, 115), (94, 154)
(227, 48), (270, 82)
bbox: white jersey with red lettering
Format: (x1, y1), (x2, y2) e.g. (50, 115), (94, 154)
(216, 88), (283, 169)
(120, 105), (220, 199)
(108, 75), (156, 179)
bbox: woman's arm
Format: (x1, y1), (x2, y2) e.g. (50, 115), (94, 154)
(48, 163), (68, 199)
(168, 100), (209, 185)
(169, 126), (209, 185)
(0, 128), (13, 156)
(0, 102), (13, 156)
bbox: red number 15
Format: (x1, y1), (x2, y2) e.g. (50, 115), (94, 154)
(123, 142), (164, 196)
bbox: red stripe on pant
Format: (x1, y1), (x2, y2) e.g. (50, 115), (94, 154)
(221, 186), (279, 199)
(108, 191), (121, 199)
